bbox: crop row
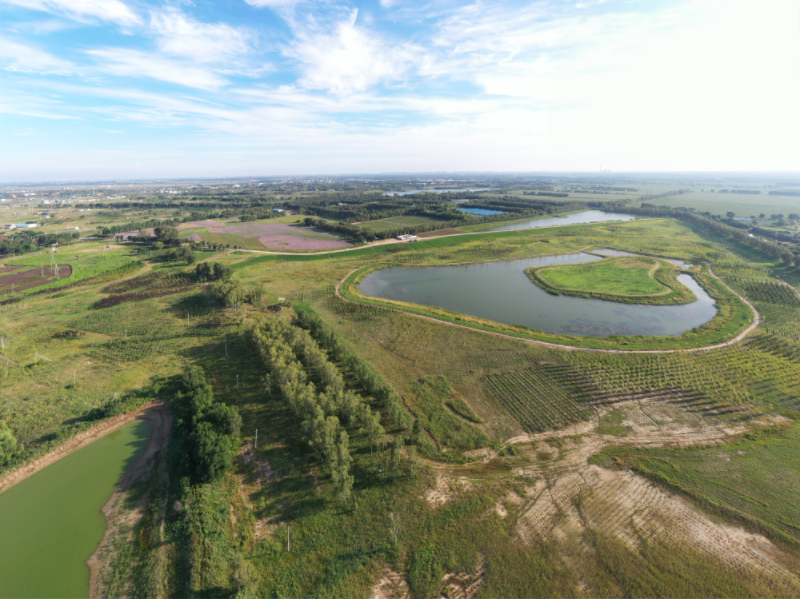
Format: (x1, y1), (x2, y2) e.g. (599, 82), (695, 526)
(94, 286), (191, 308)
(483, 366), (593, 433)
(101, 269), (194, 293)
(725, 278), (800, 306)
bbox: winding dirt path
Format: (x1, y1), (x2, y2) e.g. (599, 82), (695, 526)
(334, 260), (761, 355)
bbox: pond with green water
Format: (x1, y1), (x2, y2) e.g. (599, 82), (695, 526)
(359, 254), (718, 337)
(0, 420), (150, 599)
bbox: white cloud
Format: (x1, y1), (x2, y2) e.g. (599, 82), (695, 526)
(245, 0), (304, 7)
(0, 35), (78, 73)
(150, 8), (252, 64)
(287, 9), (420, 94)
(87, 48), (228, 90)
(2, 0), (140, 26)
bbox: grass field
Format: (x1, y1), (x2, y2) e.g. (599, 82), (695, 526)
(654, 191), (800, 219)
(2, 208), (800, 598)
(537, 257), (665, 295)
(358, 215), (449, 233)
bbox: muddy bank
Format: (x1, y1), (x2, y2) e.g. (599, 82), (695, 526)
(88, 402), (172, 598)
(0, 401), (165, 494)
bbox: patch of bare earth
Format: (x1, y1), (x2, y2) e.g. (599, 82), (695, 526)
(371, 568), (411, 599)
(238, 441), (278, 542)
(439, 556), (485, 599)
(503, 396), (800, 595)
(424, 472), (474, 507)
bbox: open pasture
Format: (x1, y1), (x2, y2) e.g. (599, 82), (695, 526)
(654, 190), (800, 219)
(358, 214), (450, 233)
(2, 204), (800, 598)
(197, 222), (351, 250)
(537, 256), (663, 295)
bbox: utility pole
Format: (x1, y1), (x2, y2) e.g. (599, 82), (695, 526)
(254, 429), (258, 450)
(236, 374), (239, 390)
(287, 524), (290, 552)
(225, 337), (228, 357)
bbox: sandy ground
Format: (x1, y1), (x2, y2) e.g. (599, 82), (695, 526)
(418, 395), (800, 596)
(0, 401), (165, 494)
(87, 402), (172, 598)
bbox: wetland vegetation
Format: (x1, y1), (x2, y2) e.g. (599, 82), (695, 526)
(2, 174), (800, 598)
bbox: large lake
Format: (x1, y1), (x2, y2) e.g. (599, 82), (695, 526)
(488, 210), (635, 231)
(0, 421), (150, 598)
(359, 254), (717, 337)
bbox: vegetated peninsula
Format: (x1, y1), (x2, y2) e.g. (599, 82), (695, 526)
(526, 256), (699, 305)
(1, 174), (800, 599)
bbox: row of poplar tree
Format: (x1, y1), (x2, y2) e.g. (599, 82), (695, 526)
(246, 314), (396, 503)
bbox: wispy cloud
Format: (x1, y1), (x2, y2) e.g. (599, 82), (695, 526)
(150, 8), (253, 64)
(86, 48), (228, 90)
(284, 8), (421, 94)
(0, 35), (80, 73)
(1, 0), (799, 180)
(2, 0), (140, 26)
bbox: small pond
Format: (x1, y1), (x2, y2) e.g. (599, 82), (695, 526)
(0, 420), (150, 598)
(488, 210), (636, 231)
(358, 254), (717, 337)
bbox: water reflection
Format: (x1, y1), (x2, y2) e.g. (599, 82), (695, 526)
(359, 255), (716, 337)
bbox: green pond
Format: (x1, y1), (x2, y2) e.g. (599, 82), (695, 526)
(0, 420), (150, 599)
(359, 254), (718, 337)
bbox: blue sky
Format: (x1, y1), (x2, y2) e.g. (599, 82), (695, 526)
(1, 0), (798, 181)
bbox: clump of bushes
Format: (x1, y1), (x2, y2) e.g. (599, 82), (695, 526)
(171, 366), (241, 483)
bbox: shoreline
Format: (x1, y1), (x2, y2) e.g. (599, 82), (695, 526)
(87, 402), (172, 598)
(0, 401), (164, 494)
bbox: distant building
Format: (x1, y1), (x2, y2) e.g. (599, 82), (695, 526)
(273, 208), (284, 212)
(12, 223), (37, 228)
(396, 234), (417, 241)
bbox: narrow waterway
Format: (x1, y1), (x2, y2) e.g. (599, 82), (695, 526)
(0, 420), (150, 599)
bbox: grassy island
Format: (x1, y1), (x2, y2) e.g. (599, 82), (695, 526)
(526, 256), (698, 305)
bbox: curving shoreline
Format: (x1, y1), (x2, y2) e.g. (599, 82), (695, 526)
(334, 260), (760, 355)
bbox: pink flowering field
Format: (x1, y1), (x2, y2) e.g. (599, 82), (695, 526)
(118, 230), (156, 241)
(256, 235), (350, 250)
(178, 220), (224, 230)
(208, 223), (350, 249)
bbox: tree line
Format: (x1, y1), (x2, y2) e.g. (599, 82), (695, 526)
(628, 205), (800, 269)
